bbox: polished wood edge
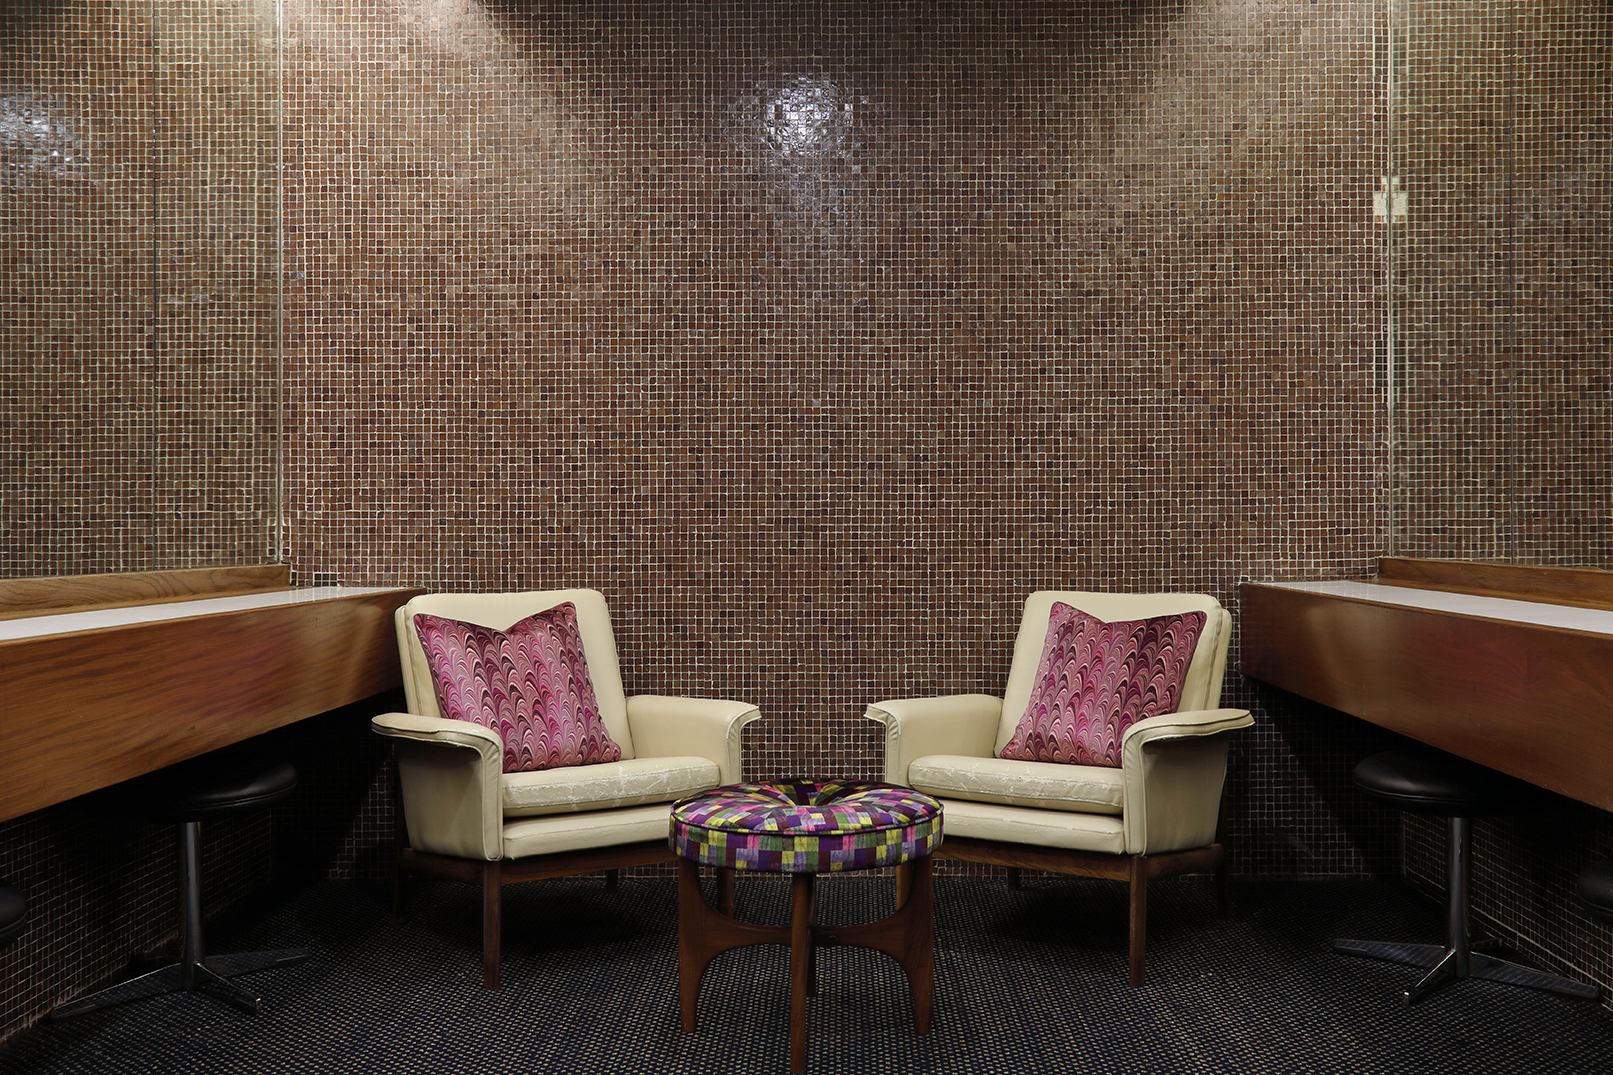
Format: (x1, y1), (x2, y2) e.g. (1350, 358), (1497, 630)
(1378, 557), (1613, 612)
(0, 564), (291, 621)
(1238, 581), (1613, 810)
(1242, 578), (1613, 642)
(0, 585), (421, 823)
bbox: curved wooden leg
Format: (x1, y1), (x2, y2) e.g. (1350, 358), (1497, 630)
(895, 861), (912, 908)
(679, 860), (791, 1032)
(679, 860), (709, 1032)
(482, 860), (502, 991)
(1128, 858), (1148, 988)
(789, 873), (813, 1073)
(820, 856), (938, 1035)
(1007, 867), (1021, 891)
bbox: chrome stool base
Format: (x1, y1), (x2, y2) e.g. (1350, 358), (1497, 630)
(1335, 813), (1599, 1005)
(51, 814), (310, 1019)
(1332, 937), (1599, 1005)
(49, 948), (312, 1018)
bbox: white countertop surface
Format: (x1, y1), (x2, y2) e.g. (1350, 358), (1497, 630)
(1252, 578), (1613, 637)
(0, 586), (410, 642)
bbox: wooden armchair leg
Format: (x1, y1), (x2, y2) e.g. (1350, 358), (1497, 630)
(1007, 867), (1021, 890)
(806, 874), (818, 997)
(482, 860), (503, 991)
(1127, 859), (1148, 988)
(392, 858), (407, 915)
(719, 867), (736, 917)
(391, 785), (409, 914)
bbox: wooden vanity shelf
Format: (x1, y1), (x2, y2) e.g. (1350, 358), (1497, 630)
(1241, 558), (1613, 812)
(0, 567), (423, 824)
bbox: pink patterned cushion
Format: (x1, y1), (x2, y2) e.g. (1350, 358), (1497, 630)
(413, 602), (622, 774)
(999, 603), (1208, 768)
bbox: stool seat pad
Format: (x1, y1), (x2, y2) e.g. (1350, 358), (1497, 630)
(1352, 751), (1531, 817)
(670, 780), (943, 873)
(164, 757), (299, 821)
(0, 884), (27, 948)
(1579, 860), (1613, 921)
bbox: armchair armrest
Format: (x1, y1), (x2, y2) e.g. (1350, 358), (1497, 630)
(864, 695), (1004, 785)
(1119, 707), (1254, 856)
(625, 696), (762, 785)
(372, 712), (504, 861)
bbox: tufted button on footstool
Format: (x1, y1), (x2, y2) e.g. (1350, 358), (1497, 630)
(670, 779), (943, 1073)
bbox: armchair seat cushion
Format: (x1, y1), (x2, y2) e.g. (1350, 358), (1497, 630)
(940, 798), (1126, 855)
(907, 754), (1125, 815)
(503, 756), (721, 818)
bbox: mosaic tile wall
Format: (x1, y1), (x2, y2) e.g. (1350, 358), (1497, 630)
(282, 0), (1386, 867)
(0, 0), (278, 578)
(1389, 0), (1613, 1002)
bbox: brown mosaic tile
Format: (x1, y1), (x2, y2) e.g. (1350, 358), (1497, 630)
(282, 0), (1385, 809)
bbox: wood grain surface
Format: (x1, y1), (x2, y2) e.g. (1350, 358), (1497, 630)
(0, 586), (422, 823)
(0, 564), (292, 621)
(1239, 577), (1613, 810)
(1378, 557), (1613, 611)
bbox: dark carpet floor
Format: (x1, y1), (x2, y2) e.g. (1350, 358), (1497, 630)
(3, 873), (1610, 1073)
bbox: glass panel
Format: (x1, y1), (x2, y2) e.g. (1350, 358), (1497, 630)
(0, 0), (280, 578)
(1390, 0), (1612, 568)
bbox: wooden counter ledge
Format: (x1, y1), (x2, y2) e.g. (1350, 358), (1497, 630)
(1240, 559), (1613, 812)
(0, 574), (423, 824)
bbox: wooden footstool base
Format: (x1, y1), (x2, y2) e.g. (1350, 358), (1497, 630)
(669, 780), (944, 1073)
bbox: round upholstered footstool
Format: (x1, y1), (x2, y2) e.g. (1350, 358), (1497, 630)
(670, 780), (943, 1074)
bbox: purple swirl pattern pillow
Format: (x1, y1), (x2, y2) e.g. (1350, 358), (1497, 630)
(669, 780), (943, 873)
(999, 603), (1207, 768)
(413, 602), (622, 774)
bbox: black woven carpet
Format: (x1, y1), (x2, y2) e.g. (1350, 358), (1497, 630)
(4, 874), (1611, 1073)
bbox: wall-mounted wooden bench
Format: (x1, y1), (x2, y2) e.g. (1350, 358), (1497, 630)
(0, 566), (423, 823)
(1240, 557), (1613, 812)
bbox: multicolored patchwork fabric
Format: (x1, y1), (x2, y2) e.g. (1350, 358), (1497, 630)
(414, 602), (622, 774)
(999, 603), (1206, 768)
(669, 780), (943, 874)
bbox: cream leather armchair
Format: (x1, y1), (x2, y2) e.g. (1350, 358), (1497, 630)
(866, 590), (1252, 986)
(374, 588), (760, 988)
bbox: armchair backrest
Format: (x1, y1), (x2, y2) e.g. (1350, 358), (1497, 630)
(995, 591), (1232, 756)
(394, 588), (636, 760)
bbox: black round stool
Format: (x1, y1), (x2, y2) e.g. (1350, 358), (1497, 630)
(1578, 860), (1613, 923)
(1334, 750), (1599, 1005)
(0, 884), (27, 949)
(51, 746), (312, 1019)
